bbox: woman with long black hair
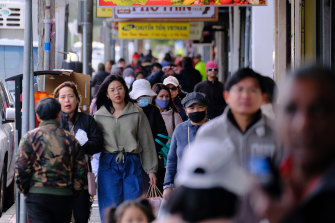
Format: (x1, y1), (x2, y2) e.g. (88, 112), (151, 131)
(94, 75), (157, 221)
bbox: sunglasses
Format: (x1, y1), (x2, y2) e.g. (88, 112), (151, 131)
(168, 87), (178, 91)
(208, 68), (218, 72)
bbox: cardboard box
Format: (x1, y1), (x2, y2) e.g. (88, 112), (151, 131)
(44, 71), (91, 113)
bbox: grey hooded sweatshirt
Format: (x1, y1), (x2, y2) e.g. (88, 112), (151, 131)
(195, 107), (281, 166)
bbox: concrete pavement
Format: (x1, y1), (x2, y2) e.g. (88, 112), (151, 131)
(0, 197), (101, 223)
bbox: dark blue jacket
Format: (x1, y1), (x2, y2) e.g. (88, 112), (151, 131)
(146, 69), (164, 86)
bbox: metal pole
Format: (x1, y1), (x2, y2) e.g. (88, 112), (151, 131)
(111, 38), (116, 61)
(44, 0), (51, 70)
(244, 7), (251, 67)
(232, 7), (240, 72)
(83, 0), (93, 75)
(20, 0), (33, 221)
(229, 7), (233, 75)
(29, 47), (35, 130)
(120, 39), (125, 59)
(104, 20), (111, 62)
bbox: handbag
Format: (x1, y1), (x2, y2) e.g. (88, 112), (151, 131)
(87, 172), (96, 195)
(86, 160), (96, 196)
(146, 184), (163, 216)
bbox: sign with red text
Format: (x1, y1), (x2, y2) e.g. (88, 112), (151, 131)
(98, 0), (266, 7)
(114, 6), (217, 21)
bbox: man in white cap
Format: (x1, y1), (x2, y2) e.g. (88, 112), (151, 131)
(129, 79), (168, 191)
(159, 138), (250, 223)
(163, 76), (187, 121)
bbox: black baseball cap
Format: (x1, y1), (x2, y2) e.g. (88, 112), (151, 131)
(181, 92), (208, 108)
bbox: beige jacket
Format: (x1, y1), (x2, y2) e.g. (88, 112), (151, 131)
(161, 109), (183, 138)
(94, 102), (157, 174)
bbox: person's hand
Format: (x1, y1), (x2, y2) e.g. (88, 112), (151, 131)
(249, 181), (295, 223)
(149, 173), (157, 185)
(163, 187), (172, 199)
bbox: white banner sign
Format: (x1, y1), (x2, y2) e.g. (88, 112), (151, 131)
(114, 6), (217, 21)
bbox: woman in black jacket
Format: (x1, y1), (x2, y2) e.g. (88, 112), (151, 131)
(129, 79), (168, 192)
(54, 81), (103, 223)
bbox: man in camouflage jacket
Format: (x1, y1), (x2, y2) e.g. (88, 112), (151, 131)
(15, 97), (87, 223)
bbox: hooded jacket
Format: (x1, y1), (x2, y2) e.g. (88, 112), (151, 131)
(164, 119), (204, 186)
(195, 107), (281, 165)
(94, 102), (158, 174)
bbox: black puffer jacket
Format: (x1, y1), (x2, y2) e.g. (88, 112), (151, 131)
(178, 57), (202, 92)
(141, 104), (168, 153)
(60, 111), (103, 155)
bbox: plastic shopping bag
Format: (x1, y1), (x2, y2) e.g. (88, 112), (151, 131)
(146, 184), (163, 216)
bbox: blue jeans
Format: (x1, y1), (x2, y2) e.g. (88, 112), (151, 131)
(97, 153), (143, 221)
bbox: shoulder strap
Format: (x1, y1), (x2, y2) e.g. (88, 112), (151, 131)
(172, 111), (175, 131)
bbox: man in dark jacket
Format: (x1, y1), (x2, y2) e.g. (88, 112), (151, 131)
(91, 63), (110, 96)
(194, 61), (226, 119)
(178, 57), (202, 93)
(16, 97), (87, 223)
(253, 66), (335, 223)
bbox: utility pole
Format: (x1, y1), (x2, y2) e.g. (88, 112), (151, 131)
(20, 0), (33, 222)
(37, 0), (45, 70)
(82, 0), (93, 75)
(38, 0), (56, 70)
(104, 19), (111, 62)
(44, 0), (51, 70)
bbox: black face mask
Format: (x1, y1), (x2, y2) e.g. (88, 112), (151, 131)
(188, 111), (206, 123)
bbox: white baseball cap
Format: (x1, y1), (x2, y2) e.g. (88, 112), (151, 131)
(163, 76), (179, 87)
(176, 138), (251, 196)
(129, 79), (157, 100)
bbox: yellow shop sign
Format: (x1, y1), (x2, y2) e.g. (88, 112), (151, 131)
(118, 22), (190, 39)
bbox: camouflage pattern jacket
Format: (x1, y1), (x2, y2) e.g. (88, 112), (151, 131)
(15, 120), (87, 196)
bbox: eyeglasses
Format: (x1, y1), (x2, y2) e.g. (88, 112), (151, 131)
(168, 87), (178, 91)
(208, 68), (218, 72)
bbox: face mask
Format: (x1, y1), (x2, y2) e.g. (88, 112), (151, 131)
(188, 111), (206, 123)
(125, 76), (135, 85)
(155, 98), (169, 110)
(137, 97), (151, 108)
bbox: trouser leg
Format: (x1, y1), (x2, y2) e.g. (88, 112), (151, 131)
(26, 193), (73, 223)
(73, 189), (92, 223)
(123, 154), (143, 201)
(98, 153), (122, 222)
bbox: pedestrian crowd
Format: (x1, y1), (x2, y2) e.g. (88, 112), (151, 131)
(15, 50), (335, 223)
